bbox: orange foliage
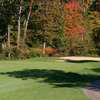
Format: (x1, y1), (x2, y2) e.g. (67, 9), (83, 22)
(64, 0), (85, 37)
(33, 47), (61, 57)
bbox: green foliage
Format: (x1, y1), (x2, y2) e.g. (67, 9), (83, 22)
(54, 32), (96, 56)
(30, 48), (43, 57)
(83, 0), (100, 55)
(69, 34), (96, 56)
(53, 37), (71, 56)
(0, 43), (2, 53)
(4, 46), (19, 59)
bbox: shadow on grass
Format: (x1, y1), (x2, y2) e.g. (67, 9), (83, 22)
(65, 59), (99, 63)
(0, 69), (100, 88)
(91, 68), (100, 73)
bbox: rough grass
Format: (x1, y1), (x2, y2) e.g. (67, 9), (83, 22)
(0, 57), (100, 100)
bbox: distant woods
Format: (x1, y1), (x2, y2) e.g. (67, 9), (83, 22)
(0, 0), (100, 59)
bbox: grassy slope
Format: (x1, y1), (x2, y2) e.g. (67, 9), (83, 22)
(0, 57), (100, 100)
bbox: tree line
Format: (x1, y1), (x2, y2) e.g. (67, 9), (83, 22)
(0, 0), (100, 59)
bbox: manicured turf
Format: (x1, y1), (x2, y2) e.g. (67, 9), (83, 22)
(0, 57), (100, 100)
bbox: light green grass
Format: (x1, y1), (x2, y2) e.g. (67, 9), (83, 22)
(0, 57), (100, 100)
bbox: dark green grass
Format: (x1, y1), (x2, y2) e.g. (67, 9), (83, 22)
(0, 57), (100, 100)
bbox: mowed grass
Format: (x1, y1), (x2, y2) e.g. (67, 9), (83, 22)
(0, 57), (100, 100)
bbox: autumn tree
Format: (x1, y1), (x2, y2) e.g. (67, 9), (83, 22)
(64, 0), (95, 55)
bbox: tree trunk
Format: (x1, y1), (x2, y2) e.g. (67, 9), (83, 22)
(24, 0), (33, 41)
(43, 40), (46, 56)
(17, 0), (23, 49)
(2, 40), (6, 51)
(8, 24), (11, 60)
(8, 24), (10, 48)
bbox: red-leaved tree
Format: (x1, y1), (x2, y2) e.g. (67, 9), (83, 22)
(64, 0), (85, 40)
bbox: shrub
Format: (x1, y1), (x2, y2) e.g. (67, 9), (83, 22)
(46, 47), (57, 56)
(0, 54), (6, 60)
(52, 53), (62, 57)
(29, 47), (61, 57)
(30, 48), (43, 57)
(17, 49), (30, 59)
(4, 46), (31, 59)
(4, 46), (19, 59)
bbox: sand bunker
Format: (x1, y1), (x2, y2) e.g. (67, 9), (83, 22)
(57, 57), (100, 62)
